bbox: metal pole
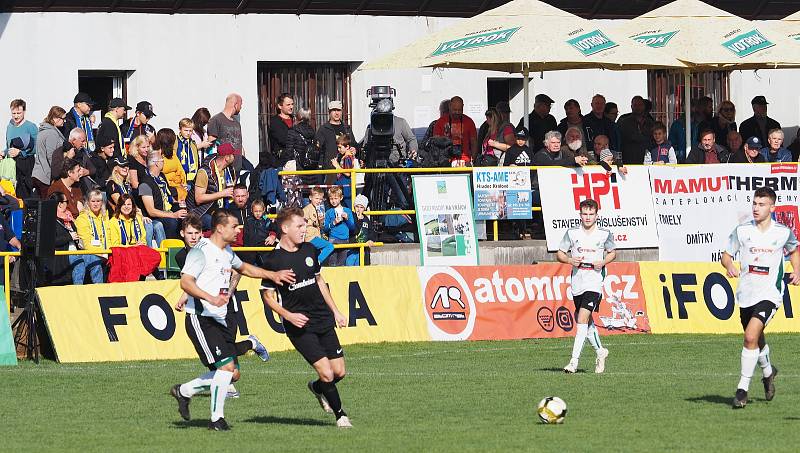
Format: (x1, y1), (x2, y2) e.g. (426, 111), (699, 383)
(684, 69), (692, 157)
(523, 68), (530, 130)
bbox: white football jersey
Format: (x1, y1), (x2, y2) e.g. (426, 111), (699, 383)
(725, 220), (798, 308)
(182, 237), (243, 324)
(559, 227), (616, 296)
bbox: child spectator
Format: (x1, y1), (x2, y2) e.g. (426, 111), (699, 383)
(323, 185), (355, 266)
(302, 187), (334, 264)
(330, 133), (360, 208)
(644, 122), (676, 165)
(242, 198), (278, 266)
(346, 194), (376, 266)
(174, 214), (203, 269)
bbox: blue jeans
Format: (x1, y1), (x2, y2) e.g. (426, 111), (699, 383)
(70, 254), (104, 284)
(155, 217), (181, 240)
(310, 236), (334, 265)
(145, 221), (166, 248)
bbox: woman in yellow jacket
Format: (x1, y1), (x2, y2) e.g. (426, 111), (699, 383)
(74, 189), (113, 284)
(155, 128), (188, 201)
(107, 193), (148, 247)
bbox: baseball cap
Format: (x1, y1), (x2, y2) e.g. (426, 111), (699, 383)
(495, 101), (511, 113)
(751, 96), (769, 105)
(328, 100), (343, 111)
(73, 92), (95, 105)
(97, 136), (116, 148)
(109, 98), (131, 110)
(112, 157), (128, 167)
(217, 143), (242, 156)
(354, 194), (369, 208)
(136, 101), (156, 118)
(515, 127), (529, 139)
(535, 94), (555, 104)
(745, 136), (762, 148)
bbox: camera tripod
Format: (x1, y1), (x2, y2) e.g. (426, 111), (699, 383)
(12, 256), (42, 363)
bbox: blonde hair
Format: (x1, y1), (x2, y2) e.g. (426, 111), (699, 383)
(83, 189), (106, 215)
(310, 187), (325, 196)
(129, 135), (150, 157)
(327, 186), (343, 198)
(178, 118), (194, 129)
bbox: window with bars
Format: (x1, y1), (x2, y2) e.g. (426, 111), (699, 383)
(256, 62), (354, 156)
(647, 69), (731, 129)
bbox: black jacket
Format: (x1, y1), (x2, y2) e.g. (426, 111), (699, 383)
(268, 115), (292, 160)
(90, 154), (114, 185)
(47, 220), (77, 286)
(315, 122), (358, 170)
(287, 120), (322, 185)
(517, 112), (557, 149)
(582, 112), (618, 150)
(727, 148), (766, 163)
(532, 148), (579, 167)
(739, 115), (781, 147)
(685, 144), (730, 164)
(96, 116), (123, 158)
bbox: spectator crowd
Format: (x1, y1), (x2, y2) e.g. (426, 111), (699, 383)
(3, 89), (798, 286)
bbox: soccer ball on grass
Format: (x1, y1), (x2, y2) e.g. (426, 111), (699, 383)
(537, 397), (567, 424)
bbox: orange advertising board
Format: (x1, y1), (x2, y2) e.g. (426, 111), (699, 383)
(418, 263), (650, 341)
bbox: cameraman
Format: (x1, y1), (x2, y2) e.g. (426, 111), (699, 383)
(432, 96), (477, 166)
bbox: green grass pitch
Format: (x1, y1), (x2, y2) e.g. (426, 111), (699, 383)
(3, 334), (800, 452)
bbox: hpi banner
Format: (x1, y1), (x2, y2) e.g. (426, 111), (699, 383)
(538, 166), (657, 251)
(648, 163), (800, 262)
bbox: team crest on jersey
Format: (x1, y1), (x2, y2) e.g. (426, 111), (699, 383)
(305, 257), (314, 267)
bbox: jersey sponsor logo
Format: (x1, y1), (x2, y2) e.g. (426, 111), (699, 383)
(288, 277), (316, 291)
(578, 262), (596, 270)
(305, 257), (314, 267)
(576, 247), (598, 254)
(748, 265), (770, 275)
(749, 247), (775, 254)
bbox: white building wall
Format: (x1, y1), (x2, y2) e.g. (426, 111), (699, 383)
(0, 12), (798, 162)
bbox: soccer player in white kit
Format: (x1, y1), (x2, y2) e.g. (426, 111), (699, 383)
(722, 187), (800, 408)
(557, 199), (616, 374)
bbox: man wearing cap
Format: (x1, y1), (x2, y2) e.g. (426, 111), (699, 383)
(739, 96), (781, 148)
(315, 100), (357, 184)
(97, 97), (131, 159)
(121, 101), (157, 147)
(502, 127), (532, 167)
(90, 136), (117, 184)
(186, 143), (239, 231)
(583, 94), (618, 151)
(517, 94), (558, 151)
(64, 92), (96, 151)
(729, 136), (767, 164)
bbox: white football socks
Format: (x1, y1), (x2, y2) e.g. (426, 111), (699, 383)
(758, 344), (773, 378)
(180, 370), (216, 398)
(211, 370), (234, 422)
(571, 323), (588, 360)
(738, 347), (759, 391)
(586, 322), (603, 351)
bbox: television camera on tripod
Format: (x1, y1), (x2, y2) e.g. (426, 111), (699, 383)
(360, 86), (415, 233)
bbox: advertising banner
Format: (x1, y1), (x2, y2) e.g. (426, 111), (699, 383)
(640, 262), (800, 334)
(648, 163), (800, 262)
(418, 263), (650, 341)
(38, 267), (429, 363)
(472, 167), (532, 220)
(539, 166), (658, 250)
(412, 174), (479, 265)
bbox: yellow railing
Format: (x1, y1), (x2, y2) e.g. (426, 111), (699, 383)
(0, 242), (381, 311)
(279, 166), (545, 241)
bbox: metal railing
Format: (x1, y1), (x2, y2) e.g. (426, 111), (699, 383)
(0, 242), (381, 311)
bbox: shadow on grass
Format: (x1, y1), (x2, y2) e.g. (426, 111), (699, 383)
(685, 395), (732, 405)
(538, 367), (586, 373)
(171, 420), (210, 429)
(243, 416), (329, 426)
(784, 416), (800, 421)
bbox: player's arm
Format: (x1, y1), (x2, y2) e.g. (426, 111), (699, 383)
(174, 292), (188, 311)
(722, 227), (741, 278)
(721, 252), (739, 278)
(316, 274), (347, 328)
(789, 248), (800, 285)
(556, 231), (582, 267)
(236, 261), (295, 286)
(595, 232), (617, 270)
(261, 288), (308, 328)
(180, 273), (228, 307)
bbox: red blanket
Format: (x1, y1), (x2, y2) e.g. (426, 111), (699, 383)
(107, 246), (162, 282)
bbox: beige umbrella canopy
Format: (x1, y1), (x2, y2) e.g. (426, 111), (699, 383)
(613, 0), (800, 70)
(361, 0), (685, 72)
(776, 10), (800, 41)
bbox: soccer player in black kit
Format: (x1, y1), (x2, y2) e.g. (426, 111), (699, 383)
(261, 207), (352, 428)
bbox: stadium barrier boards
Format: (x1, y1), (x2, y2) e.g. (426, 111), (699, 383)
(36, 263), (800, 363)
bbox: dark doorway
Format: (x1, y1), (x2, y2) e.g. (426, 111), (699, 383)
(78, 70), (128, 117)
